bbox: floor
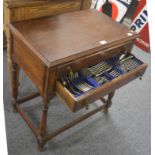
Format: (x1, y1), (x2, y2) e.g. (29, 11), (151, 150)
(3, 46), (151, 155)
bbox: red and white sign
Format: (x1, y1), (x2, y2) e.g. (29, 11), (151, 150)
(130, 0), (150, 52)
(95, 0), (131, 22)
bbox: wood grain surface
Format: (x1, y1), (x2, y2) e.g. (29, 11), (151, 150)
(10, 9), (138, 67)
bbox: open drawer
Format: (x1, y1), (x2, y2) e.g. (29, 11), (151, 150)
(56, 53), (148, 112)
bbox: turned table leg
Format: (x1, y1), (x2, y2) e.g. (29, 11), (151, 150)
(37, 99), (49, 151)
(100, 91), (115, 112)
(10, 62), (20, 112)
(6, 32), (20, 112)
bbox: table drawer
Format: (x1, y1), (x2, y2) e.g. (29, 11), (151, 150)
(56, 53), (147, 112)
(56, 42), (133, 77)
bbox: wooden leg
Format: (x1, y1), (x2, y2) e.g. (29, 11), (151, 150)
(37, 139), (46, 152)
(100, 91), (115, 112)
(10, 62), (20, 112)
(6, 35), (20, 112)
(37, 99), (49, 151)
(3, 31), (7, 49)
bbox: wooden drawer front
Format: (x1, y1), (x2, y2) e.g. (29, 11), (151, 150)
(56, 55), (147, 112)
(56, 42), (132, 78)
(13, 35), (46, 93)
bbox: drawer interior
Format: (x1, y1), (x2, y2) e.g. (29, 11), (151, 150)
(56, 52), (147, 112)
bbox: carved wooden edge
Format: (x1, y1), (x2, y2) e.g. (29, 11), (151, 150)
(4, 0), (92, 9)
(4, 0), (54, 8)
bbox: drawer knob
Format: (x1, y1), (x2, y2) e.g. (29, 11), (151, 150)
(136, 72), (143, 80)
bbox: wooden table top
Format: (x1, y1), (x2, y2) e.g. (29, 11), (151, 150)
(10, 9), (138, 67)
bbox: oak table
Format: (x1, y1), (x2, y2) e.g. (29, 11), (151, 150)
(9, 9), (147, 151)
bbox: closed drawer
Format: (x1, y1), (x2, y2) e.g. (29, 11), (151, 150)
(56, 42), (133, 77)
(56, 53), (147, 112)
